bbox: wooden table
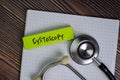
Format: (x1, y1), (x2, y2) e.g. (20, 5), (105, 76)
(0, 0), (120, 80)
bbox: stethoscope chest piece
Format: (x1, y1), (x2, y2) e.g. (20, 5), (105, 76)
(70, 35), (99, 65)
(70, 35), (116, 80)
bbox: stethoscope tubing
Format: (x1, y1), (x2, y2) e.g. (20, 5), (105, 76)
(93, 58), (116, 80)
(35, 57), (86, 80)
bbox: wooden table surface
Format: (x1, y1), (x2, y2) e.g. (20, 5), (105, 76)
(0, 0), (120, 80)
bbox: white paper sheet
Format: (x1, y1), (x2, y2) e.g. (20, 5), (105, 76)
(20, 10), (119, 80)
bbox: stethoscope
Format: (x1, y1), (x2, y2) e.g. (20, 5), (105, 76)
(34, 35), (116, 80)
(70, 35), (116, 80)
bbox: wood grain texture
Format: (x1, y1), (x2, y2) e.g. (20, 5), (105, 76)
(0, 0), (120, 80)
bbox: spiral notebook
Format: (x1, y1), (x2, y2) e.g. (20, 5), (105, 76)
(20, 10), (119, 80)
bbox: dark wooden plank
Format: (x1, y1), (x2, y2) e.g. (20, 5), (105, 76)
(80, 0), (120, 19)
(0, 58), (19, 80)
(0, 6), (24, 79)
(0, 0), (120, 80)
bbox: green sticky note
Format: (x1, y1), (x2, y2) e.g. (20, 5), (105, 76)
(23, 26), (74, 49)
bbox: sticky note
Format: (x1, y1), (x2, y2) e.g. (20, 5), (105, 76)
(23, 26), (74, 49)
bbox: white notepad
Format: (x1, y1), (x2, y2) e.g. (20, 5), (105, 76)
(20, 10), (119, 80)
